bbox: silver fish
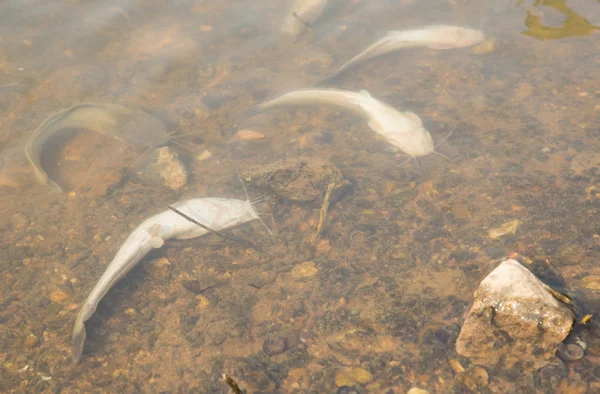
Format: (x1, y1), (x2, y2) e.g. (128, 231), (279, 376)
(72, 197), (259, 363)
(25, 103), (168, 192)
(242, 88), (434, 158)
(321, 25), (485, 83)
(281, 0), (328, 41)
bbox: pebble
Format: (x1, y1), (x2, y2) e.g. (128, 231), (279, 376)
(236, 129), (266, 140)
(472, 38), (497, 55)
(581, 276), (600, 290)
(129, 146), (188, 191)
(195, 295), (211, 311)
(557, 343), (585, 361)
(146, 258), (171, 280)
(263, 336), (287, 356)
(456, 366), (489, 391)
(292, 261), (318, 280)
(23, 335), (38, 348)
(50, 290), (69, 303)
(196, 149), (212, 161)
(407, 388), (430, 394)
(335, 367), (372, 387)
(488, 219), (520, 239)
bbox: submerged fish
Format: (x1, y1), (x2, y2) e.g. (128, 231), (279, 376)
(281, 0), (328, 41)
(242, 88), (434, 158)
(320, 25), (485, 83)
(72, 197), (260, 363)
(25, 103), (168, 193)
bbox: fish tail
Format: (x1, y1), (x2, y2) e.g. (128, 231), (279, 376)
(71, 313), (87, 364)
(236, 105), (262, 123)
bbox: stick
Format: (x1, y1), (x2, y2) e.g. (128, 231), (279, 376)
(310, 182), (335, 246)
(166, 205), (260, 251)
(222, 373), (243, 394)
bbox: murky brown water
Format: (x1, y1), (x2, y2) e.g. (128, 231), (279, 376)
(1, 0), (599, 392)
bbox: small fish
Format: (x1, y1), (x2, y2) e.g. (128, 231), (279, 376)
(72, 197), (260, 363)
(320, 25), (485, 83)
(25, 103), (168, 193)
(281, 0), (328, 41)
(241, 88), (434, 158)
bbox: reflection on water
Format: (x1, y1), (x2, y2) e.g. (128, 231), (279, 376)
(0, 0), (599, 392)
(522, 0), (599, 40)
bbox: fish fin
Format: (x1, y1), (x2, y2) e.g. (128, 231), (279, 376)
(404, 111), (424, 126)
(47, 179), (64, 193)
(148, 236), (164, 248)
(72, 314), (87, 363)
(358, 90), (373, 99)
(236, 105), (262, 124)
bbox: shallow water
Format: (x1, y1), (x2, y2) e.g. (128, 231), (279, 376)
(1, 0), (599, 392)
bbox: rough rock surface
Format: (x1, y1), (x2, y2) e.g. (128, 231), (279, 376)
(456, 259), (574, 371)
(240, 157), (351, 203)
(129, 146), (187, 191)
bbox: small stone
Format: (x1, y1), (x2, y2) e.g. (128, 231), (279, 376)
(292, 261), (318, 280)
(335, 367), (372, 387)
(200, 25), (213, 32)
(449, 359), (465, 374)
(581, 276), (600, 290)
(23, 335), (39, 348)
(195, 295), (211, 311)
(407, 388), (430, 394)
(146, 258), (171, 280)
(10, 212), (28, 229)
(108, 332), (120, 342)
(50, 290), (69, 303)
(263, 336), (287, 356)
(456, 366), (489, 390)
(236, 129), (266, 140)
(124, 308), (136, 317)
(488, 219), (520, 239)
(129, 147), (187, 191)
(22, 258), (31, 266)
(557, 343), (584, 361)
(472, 38), (497, 54)
(196, 149), (212, 161)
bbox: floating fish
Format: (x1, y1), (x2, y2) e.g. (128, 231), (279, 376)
(320, 25), (485, 83)
(241, 88), (434, 158)
(72, 197), (260, 363)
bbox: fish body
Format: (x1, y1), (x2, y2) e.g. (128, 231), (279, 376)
(281, 0), (328, 40)
(72, 197), (259, 363)
(321, 25), (485, 82)
(245, 89), (434, 157)
(25, 103), (167, 192)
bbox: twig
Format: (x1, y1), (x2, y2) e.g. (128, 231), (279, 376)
(166, 205), (260, 251)
(310, 182), (335, 246)
(222, 373), (244, 394)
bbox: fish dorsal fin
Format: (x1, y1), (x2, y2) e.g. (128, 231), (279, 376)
(404, 111), (423, 126)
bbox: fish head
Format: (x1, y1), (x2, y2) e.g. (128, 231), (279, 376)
(374, 111), (434, 157)
(188, 198), (259, 231)
(426, 26), (485, 49)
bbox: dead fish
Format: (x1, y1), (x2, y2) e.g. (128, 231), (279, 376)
(25, 103), (168, 192)
(72, 197), (260, 363)
(320, 25), (485, 83)
(281, 0), (328, 41)
(241, 88), (434, 158)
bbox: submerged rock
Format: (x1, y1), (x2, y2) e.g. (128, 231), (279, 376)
(456, 259), (574, 371)
(129, 146), (187, 191)
(241, 157), (351, 203)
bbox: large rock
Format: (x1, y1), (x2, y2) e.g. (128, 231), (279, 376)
(456, 259), (574, 371)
